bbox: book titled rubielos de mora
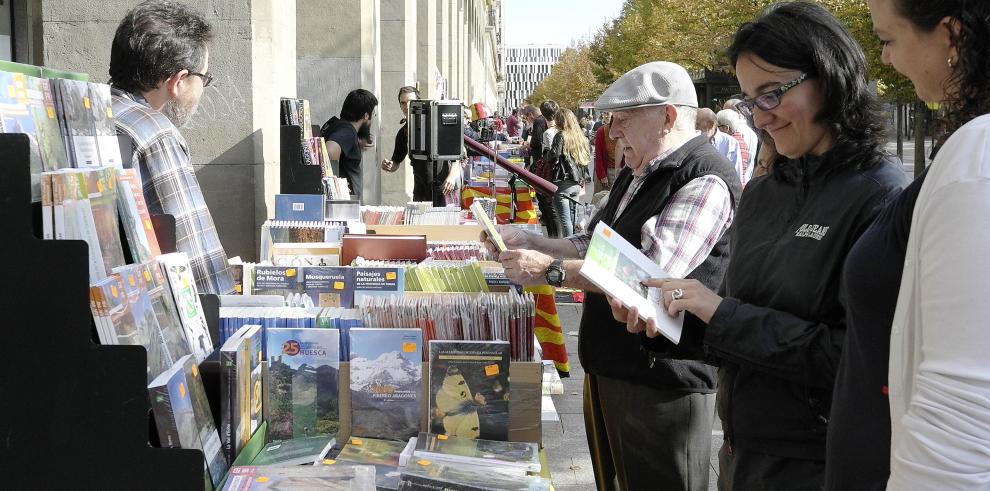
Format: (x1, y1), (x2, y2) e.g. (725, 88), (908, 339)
(428, 340), (510, 441)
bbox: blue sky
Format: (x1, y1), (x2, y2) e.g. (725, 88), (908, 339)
(503, 0), (625, 47)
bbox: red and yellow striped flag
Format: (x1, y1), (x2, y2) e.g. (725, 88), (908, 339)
(524, 284), (570, 375)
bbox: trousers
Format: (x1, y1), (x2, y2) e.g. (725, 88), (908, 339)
(584, 374), (715, 491)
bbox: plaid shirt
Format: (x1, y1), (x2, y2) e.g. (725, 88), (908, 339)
(570, 145), (734, 278)
(112, 88), (235, 295)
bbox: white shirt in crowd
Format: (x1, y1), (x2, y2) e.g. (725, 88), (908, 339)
(888, 112), (990, 489)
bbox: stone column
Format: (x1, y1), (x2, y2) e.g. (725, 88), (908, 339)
(297, 0), (382, 204)
(379, 0), (417, 205)
(436, 0), (451, 98)
(37, 0), (296, 261)
(417, 0), (437, 100)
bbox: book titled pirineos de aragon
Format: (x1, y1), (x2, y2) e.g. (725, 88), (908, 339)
(349, 328), (422, 440)
(266, 328), (341, 442)
(428, 340), (510, 441)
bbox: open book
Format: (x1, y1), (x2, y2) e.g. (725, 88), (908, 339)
(579, 221), (684, 343)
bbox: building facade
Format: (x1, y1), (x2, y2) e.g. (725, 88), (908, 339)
(502, 44), (564, 114)
(14, 0), (504, 261)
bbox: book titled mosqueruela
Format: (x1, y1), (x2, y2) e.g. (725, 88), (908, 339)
(578, 221), (684, 344)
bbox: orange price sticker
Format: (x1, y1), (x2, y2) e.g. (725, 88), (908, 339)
(47, 107), (55, 119)
(191, 364), (199, 377)
(83, 97), (90, 109)
(128, 275), (135, 286)
(333, 281), (345, 290)
(484, 364), (500, 376)
(286, 268), (297, 277)
(386, 272), (397, 280)
(106, 107), (113, 118)
(322, 459), (336, 465)
(256, 477), (269, 483)
(350, 438), (363, 446)
(144, 219), (153, 231)
(417, 460), (431, 466)
(178, 382), (186, 398)
(603, 227), (612, 238)
(144, 271), (152, 283)
(437, 434), (448, 441)
(402, 342), (417, 353)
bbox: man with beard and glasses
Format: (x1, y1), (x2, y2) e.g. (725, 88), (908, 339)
(321, 89), (379, 201)
(109, 0), (234, 295)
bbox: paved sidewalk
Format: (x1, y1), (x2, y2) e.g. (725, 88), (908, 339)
(541, 303), (722, 491)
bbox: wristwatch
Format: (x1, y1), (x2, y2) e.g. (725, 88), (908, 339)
(545, 259), (565, 287)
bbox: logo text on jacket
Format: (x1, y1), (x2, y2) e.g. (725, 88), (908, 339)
(795, 224), (830, 240)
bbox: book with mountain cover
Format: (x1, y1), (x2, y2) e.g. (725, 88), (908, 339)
(266, 328), (341, 442)
(221, 464), (376, 491)
(180, 355), (228, 486)
(414, 433), (540, 473)
(114, 264), (172, 382)
(0, 70), (44, 200)
(85, 167), (127, 276)
(116, 168), (162, 263)
(349, 328), (422, 440)
(428, 341), (511, 441)
(54, 78), (100, 168)
(148, 355), (221, 489)
(332, 436), (407, 490)
(398, 459), (551, 491)
(87, 82), (122, 168)
(249, 435), (336, 467)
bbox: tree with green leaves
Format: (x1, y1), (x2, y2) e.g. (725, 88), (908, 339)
(527, 45), (607, 112)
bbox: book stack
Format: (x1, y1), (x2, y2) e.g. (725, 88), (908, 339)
(359, 290), (536, 362)
(361, 205), (405, 225)
(222, 465), (375, 490)
(427, 241), (496, 261)
(398, 459), (550, 491)
(403, 202), (463, 225)
(331, 436), (408, 491)
(219, 324), (264, 464)
(413, 432), (541, 474)
(404, 260), (490, 293)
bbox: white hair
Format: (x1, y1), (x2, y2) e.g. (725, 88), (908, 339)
(716, 109), (744, 133)
(672, 105), (698, 132)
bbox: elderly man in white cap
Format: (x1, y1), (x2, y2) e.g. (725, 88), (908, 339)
(488, 61), (740, 490)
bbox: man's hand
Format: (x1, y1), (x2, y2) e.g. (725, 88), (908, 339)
(499, 249), (554, 286)
(479, 223), (530, 255)
(442, 175), (457, 194)
(381, 159), (398, 172)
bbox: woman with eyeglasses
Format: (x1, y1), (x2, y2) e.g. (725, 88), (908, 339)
(606, 3), (908, 489)
(824, 1), (990, 489)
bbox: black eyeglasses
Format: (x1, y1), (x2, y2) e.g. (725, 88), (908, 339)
(735, 73), (808, 117)
(188, 71), (214, 88)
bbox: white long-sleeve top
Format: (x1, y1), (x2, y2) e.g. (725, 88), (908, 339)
(888, 113), (990, 489)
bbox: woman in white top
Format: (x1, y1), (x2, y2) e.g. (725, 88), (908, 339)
(867, 0), (990, 487)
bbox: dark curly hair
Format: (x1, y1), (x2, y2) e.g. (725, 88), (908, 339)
(727, 1), (888, 179)
(894, 0), (990, 134)
(110, 1), (213, 94)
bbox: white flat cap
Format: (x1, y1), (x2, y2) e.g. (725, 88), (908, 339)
(595, 61), (698, 111)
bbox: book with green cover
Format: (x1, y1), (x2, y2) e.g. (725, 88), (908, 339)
(266, 328), (341, 441)
(333, 436), (407, 490)
(249, 435), (335, 467)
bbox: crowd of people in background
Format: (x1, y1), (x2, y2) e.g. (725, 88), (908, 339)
(488, 0), (990, 489)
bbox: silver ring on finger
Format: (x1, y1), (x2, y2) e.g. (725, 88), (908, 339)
(671, 288), (684, 301)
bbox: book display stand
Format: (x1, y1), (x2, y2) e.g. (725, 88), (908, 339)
(0, 134), (205, 488)
(280, 124), (323, 194)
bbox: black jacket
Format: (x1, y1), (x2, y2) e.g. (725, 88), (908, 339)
(647, 152), (908, 460)
(580, 135), (740, 391)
